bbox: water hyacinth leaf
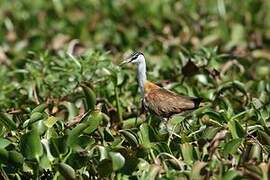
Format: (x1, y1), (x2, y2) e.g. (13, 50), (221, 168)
(98, 159), (113, 177)
(81, 84), (96, 111)
(98, 146), (109, 161)
(202, 127), (221, 140)
(259, 107), (269, 122)
(58, 162), (76, 180)
(231, 81), (247, 95)
(31, 103), (47, 114)
(0, 112), (17, 130)
(217, 81), (247, 95)
(201, 110), (223, 122)
(67, 151), (91, 170)
(0, 148), (8, 164)
(248, 144), (262, 162)
(223, 169), (240, 180)
(200, 115), (223, 127)
(181, 143), (194, 164)
(0, 124), (3, 136)
(251, 98), (263, 109)
(141, 164), (161, 180)
(67, 123), (89, 148)
(29, 112), (44, 124)
(114, 86), (123, 123)
(228, 120), (245, 139)
(20, 129), (43, 160)
(83, 110), (103, 134)
(39, 152), (51, 169)
(61, 101), (79, 121)
(8, 151), (24, 168)
(49, 136), (68, 158)
(77, 135), (95, 149)
(138, 124), (151, 148)
(170, 115), (186, 125)
(202, 110), (226, 126)
(243, 164), (262, 179)
(0, 138), (11, 149)
(104, 127), (114, 142)
(259, 163), (269, 180)
(258, 130), (270, 144)
(22, 119), (31, 128)
(44, 116), (58, 128)
(218, 98), (234, 120)
(190, 161), (207, 179)
(22, 113), (44, 128)
(116, 71), (126, 86)
(232, 110), (250, 121)
(120, 130), (139, 146)
(109, 152), (125, 171)
(31, 120), (48, 135)
(224, 138), (242, 155)
(122, 117), (144, 129)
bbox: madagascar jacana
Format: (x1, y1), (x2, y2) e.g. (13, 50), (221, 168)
(120, 51), (202, 120)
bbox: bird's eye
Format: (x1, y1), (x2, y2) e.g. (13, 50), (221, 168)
(131, 56), (138, 61)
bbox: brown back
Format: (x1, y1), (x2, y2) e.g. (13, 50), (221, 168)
(144, 88), (201, 118)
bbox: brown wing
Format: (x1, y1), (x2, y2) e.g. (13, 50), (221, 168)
(144, 88), (202, 118)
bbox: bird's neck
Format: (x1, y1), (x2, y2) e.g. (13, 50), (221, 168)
(137, 60), (147, 95)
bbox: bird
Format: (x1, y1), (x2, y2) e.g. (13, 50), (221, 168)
(120, 51), (203, 120)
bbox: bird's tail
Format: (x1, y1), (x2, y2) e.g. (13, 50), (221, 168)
(193, 97), (203, 108)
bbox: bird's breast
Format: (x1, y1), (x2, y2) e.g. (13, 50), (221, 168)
(143, 81), (160, 94)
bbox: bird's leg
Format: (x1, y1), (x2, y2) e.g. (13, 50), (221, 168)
(165, 116), (178, 147)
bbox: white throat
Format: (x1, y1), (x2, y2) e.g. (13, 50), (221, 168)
(136, 55), (147, 95)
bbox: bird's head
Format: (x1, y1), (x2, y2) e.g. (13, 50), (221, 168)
(120, 51), (145, 66)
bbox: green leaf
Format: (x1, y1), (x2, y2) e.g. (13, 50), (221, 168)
(61, 101), (79, 121)
(181, 143), (194, 164)
(258, 130), (270, 144)
(58, 162), (76, 180)
(31, 120), (48, 135)
(44, 116), (58, 128)
(120, 130), (139, 146)
(20, 129), (43, 160)
(97, 159), (113, 177)
(67, 151), (91, 170)
(138, 124), (151, 148)
(109, 152), (125, 171)
(224, 138), (242, 155)
(202, 127), (221, 140)
(201, 110), (223, 122)
(30, 112), (44, 124)
(31, 103), (47, 114)
(248, 144), (262, 161)
(190, 161), (207, 179)
(0, 148), (8, 164)
(22, 112), (44, 128)
(81, 84), (96, 111)
(122, 117), (144, 129)
(259, 163), (269, 180)
(223, 169), (240, 180)
(83, 110), (103, 134)
(49, 136), (68, 158)
(98, 146), (109, 161)
(217, 81), (247, 95)
(228, 120), (245, 139)
(8, 151), (24, 168)
(0, 112), (17, 130)
(67, 123), (89, 148)
(0, 138), (11, 149)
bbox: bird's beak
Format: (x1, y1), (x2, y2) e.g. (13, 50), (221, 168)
(119, 58), (131, 66)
